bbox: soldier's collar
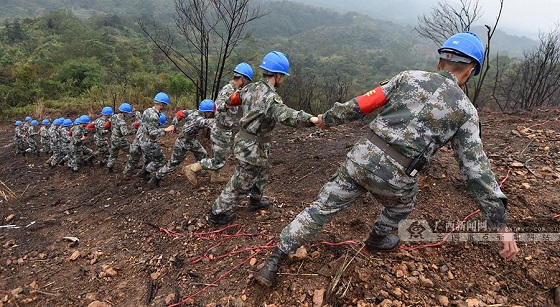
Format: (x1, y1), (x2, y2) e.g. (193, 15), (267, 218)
(439, 70), (460, 85)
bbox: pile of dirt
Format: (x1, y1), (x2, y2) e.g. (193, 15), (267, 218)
(1, 108), (560, 306)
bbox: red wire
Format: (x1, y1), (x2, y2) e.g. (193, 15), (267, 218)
(168, 239), (275, 307)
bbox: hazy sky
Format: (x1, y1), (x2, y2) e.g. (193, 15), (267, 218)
(482, 0), (559, 37)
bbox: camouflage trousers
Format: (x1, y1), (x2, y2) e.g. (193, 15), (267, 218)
(155, 137), (207, 179)
(107, 137), (130, 168)
(94, 137), (110, 164)
(26, 138), (37, 153)
(212, 159), (269, 215)
(50, 146), (65, 166)
(140, 137), (165, 173)
(52, 143), (70, 166)
(123, 136), (142, 174)
(199, 125), (233, 171)
(14, 138), (26, 154)
(278, 158), (418, 254)
(40, 137), (51, 154)
(68, 143), (94, 171)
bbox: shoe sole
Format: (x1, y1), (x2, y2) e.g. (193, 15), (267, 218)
(254, 275), (273, 287)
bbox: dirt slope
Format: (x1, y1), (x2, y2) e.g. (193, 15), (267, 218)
(1, 108), (560, 306)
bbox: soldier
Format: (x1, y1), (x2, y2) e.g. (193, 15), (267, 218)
(256, 32), (520, 287)
(107, 103), (137, 173)
(90, 106), (113, 167)
(13, 120), (26, 155)
(39, 119), (51, 155)
(148, 99), (215, 188)
(136, 92), (175, 180)
(47, 118), (64, 166)
(207, 51), (320, 225)
(68, 115), (94, 172)
(55, 118), (73, 166)
(26, 120), (39, 155)
(122, 107), (145, 175)
(183, 62), (253, 186)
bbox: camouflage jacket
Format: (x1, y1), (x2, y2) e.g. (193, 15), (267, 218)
(14, 127), (24, 139)
(138, 106), (165, 141)
(110, 113), (135, 139)
(215, 81), (240, 129)
(70, 125), (85, 145)
(175, 110), (214, 140)
(25, 126), (37, 138)
(39, 126), (49, 139)
(59, 127), (71, 145)
(322, 70), (507, 228)
(233, 78), (314, 166)
(48, 126), (61, 149)
(92, 116), (110, 141)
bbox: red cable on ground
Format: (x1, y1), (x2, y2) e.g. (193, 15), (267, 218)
(168, 239), (275, 307)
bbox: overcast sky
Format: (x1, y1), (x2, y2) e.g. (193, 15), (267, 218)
(482, 0), (559, 37)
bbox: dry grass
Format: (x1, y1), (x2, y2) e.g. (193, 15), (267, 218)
(0, 180), (17, 202)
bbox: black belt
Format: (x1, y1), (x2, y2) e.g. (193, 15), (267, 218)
(367, 131), (412, 168)
(238, 130), (272, 143)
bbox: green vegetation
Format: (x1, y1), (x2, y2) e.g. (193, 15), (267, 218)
(0, 0), (545, 119)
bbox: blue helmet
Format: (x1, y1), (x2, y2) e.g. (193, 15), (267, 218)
(74, 117), (81, 125)
(118, 103), (132, 114)
(63, 119), (73, 127)
(260, 51), (290, 76)
(41, 119), (50, 125)
(233, 62), (253, 80)
(154, 92), (170, 105)
(25, 116), (32, 121)
(30, 120), (38, 126)
(199, 99), (215, 112)
(79, 115), (90, 124)
(101, 106), (114, 116)
(438, 31), (485, 76)
(159, 113), (167, 125)
(53, 118), (63, 126)
(15, 120), (22, 126)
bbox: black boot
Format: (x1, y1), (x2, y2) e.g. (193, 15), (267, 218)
(255, 247), (288, 287)
(208, 211), (237, 225)
(248, 198), (271, 211)
(364, 231), (401, 252)
(148, 176), (161, 189)
(137, 169), (151, 181)
(107, 166), (113, 173)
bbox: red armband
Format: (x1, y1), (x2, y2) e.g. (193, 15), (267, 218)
(230, 91), (241, 106)
(68, 131), (73, 136)
(86, 123), (95, 131)
(175, 110), (185, 119)
(355, 86), (387, 114)
(104, 121), (111, 129)
(133, 122), (139, 129)
(213, 103), (217, 113)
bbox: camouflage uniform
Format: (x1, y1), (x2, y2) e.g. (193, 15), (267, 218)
(123, 111), (144, 173)
(67, 125), (94, 171)
(138, 107), (167, 173)
(39, 126), (51, 154)
(154, 110), (214, 179)
(277, 70), (508, 254)
(199, 81), (239, 171)
(92, 116), (111, 165)
(107, 113), (136, 170)
(57, 126), (71, 165)
(25, 125), (38, 154)
(48, 125), (63, 166)
(212, 78), (314, 214)
(13, 126), (26, 154)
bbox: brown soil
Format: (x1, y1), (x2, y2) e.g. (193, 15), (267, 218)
(1, 108), (560, 306)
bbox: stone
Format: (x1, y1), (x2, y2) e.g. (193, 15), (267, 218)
(437, 295), (449, 306)
(312, 288), (324, 307)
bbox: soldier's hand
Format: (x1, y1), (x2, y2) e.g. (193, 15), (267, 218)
(164, 125), (175, 133)
(311, 115), (329, 130)
(497, 225), (519, 260)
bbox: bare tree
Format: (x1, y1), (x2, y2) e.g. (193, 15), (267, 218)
(415, 0), (481, 46)
(498, 28), (560, 110)
(415, 0), (504, 107)
(140, 0), (265, 105)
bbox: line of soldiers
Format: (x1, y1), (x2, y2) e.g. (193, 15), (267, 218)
(12, 38), (520, 291)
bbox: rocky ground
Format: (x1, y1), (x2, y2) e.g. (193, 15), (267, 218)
(1, 108), (560, 306)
